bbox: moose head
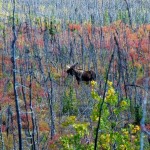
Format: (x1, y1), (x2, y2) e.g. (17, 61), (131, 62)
(66, 63), (96, 84)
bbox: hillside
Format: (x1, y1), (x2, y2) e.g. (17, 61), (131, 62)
(0, 0), (150, 149)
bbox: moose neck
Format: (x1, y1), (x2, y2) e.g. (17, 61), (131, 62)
(73, 69), (83, 79)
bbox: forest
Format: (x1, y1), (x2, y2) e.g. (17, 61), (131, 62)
(0, 0), (150, 149)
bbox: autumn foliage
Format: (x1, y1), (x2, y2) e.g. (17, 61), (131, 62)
(0, 14), (150, 149)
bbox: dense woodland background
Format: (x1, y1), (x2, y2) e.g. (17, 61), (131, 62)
(0, 0), (150, 149)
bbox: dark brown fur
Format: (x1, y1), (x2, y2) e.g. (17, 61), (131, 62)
(67, 63), (96, 84)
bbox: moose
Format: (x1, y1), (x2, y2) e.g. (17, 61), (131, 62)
(66, 63), (96, 84)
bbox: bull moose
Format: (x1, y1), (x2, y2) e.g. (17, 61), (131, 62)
(66, 63), (96, 84)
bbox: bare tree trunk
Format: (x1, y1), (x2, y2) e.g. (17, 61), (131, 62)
(0, 107), (4, 150)
(20, 71), (32, 146)
(140, 78), (149, 150)
(48, 71), (56, 139)
(2, 29), (6, 73)
(124, 0), (132, 28)
(29, 70), (36, 150)
(94, 48), (115, 150)
(11, 0), (22, 149)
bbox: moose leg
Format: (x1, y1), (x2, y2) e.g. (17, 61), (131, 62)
(77, 80), (80, 85)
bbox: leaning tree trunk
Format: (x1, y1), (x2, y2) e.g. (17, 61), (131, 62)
(94, 48), (115, 150)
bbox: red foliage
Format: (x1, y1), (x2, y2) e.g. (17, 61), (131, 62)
(141, 38), (149, 53)
(12, 113), (33, 129)
(1, 125), (6, 132)
(36, 38), (44, 48)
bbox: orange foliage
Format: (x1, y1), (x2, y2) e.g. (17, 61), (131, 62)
(85, 23), (92, 34)
(102, 26), (110, 33)
(128, 33), (138, 40)
(68, 23), (81, 32)
(137, 27), (146, 39)
(39, 121), (50, 132)
(146, 24), (150, 31)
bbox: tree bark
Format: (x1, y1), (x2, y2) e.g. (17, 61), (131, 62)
(11, 0), (22, 149)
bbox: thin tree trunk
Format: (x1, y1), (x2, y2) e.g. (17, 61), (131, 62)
(124, 0), (132, 28)
(20, 71), (32, 145)
(140, 78), (149, 150)
(2, 29), (6, 73)
(0, 107), (4, 150)
(94, 48), (115, 150)
(11, 0), (22, 149)
(48, 71), (56, 139)
(29, 66), (36, 150)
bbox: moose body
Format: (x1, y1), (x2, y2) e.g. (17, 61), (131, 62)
(66, 63), (96, 84)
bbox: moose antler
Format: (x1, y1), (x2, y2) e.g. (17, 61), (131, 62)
(70, 62), (78, 68)
(66, 65), (70, 69)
